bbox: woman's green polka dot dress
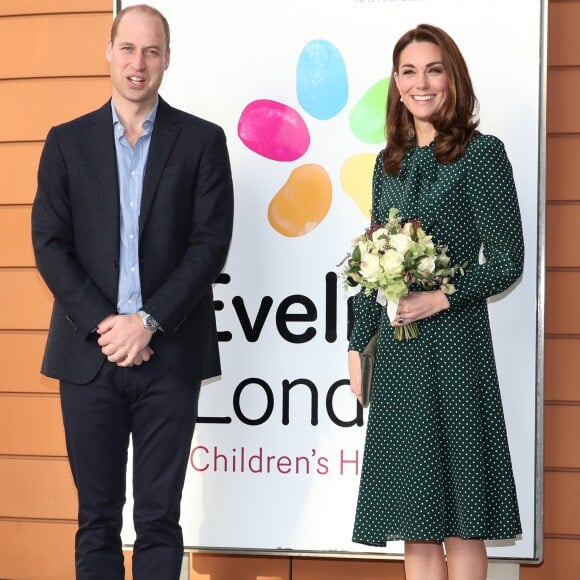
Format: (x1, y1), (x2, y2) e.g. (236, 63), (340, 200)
(349, 133), (523, 545)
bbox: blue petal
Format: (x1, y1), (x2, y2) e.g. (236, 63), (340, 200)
(296, 40), (348, 120)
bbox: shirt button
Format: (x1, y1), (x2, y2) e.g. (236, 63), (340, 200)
(129, 234), (135, 240)
(130, 267), (136, 272)
(131, 170), (136, 176)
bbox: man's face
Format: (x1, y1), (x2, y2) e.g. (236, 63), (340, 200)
(106, 10), (170, 110)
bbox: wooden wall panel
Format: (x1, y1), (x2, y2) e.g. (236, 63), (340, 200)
(544, 471), (580, 536)
(0, 457), (76, 519)
(0, 13), (110, 79)
(189, 553), (290, 580)
(0, 520), (76, 580)
(546, 204), (580, 268)
(521, 538), (580, 580)
(547, 69), (580, 134)
(0, 5), (111, 580)
(0, 332), (56, 393)
(548, 1), (580, 67)
(124, 551), (133, 580)
(522, 1), (580, 578)
(545, 271), (580, 335)
(0, 394), (66, 455)
(0, 270), (52, 329)
(0, 206), (34, 267)
(0, 77), (111, 142)
(0, 0), (111, 16)
(544, 405), (580, 468)
(544, 338), (580, 402)
(546, 136), (580, 202)
(292, 557), (405, 580)
(0, 142), (44, 205)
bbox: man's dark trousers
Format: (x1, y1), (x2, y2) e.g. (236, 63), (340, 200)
(60, 355), (200, 580)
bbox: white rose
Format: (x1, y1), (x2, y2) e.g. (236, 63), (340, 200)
(418, 255), (436, 275)
(380, 249), (404, 273)
(402, 222), (415, 237)
(389, 233), (412, 255)
(359, 251), (381, 280)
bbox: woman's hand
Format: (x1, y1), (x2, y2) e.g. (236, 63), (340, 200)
(348, 350), (362, 405)
(394, 290), (450, 326)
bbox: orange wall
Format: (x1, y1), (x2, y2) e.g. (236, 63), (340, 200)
(0, 1), (578, 579)
(0, 2), (112, 579)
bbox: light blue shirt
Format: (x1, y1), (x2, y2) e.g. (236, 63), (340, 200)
(112, 99), (158, 314)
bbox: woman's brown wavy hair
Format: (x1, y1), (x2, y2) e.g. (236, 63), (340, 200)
(383, 24), (479, 175)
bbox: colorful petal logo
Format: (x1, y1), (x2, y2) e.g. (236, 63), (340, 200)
(237, 39), (389, 237)
(238, 100), (310, 162)
(297, 40), (349, 121)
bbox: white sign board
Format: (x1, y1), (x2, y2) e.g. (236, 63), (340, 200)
(120, 0), (543, 560)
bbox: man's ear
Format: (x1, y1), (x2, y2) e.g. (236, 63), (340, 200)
(164, 47), (171, 71)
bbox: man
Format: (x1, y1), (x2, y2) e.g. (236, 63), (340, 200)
(31, 5), (234, 579)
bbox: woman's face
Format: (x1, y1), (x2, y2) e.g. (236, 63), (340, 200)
(393, 41), (449, 126)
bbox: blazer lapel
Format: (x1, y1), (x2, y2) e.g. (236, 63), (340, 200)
(140, 97), (181, 231)
(89, 101), (120, 227)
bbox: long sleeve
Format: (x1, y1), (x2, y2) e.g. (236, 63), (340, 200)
(348, 290), (382, 352)
(32, 126), (117, 337)
(447, 135), (524, 307)
(348, 155), (384, 351)
(140, 125), (234, 335)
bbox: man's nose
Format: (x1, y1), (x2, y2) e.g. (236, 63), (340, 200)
(132, 52), (146, 69)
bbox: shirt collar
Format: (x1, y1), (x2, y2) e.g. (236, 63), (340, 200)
(111, 97), (159, 136)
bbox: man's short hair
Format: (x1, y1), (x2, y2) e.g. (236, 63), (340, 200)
(110, 4), (170, 49)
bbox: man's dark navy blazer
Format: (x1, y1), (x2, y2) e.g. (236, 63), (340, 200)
(32, 96), (234, 384)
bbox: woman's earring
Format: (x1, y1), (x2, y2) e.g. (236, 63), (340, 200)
(400, 96), (403, 102)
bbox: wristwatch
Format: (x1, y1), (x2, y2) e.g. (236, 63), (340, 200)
(138, 310), (160, 334)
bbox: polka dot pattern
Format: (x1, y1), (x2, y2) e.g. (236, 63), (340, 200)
(349, 134), (524, 545)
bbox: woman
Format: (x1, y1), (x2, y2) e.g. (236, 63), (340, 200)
(348, 24), (523, 580)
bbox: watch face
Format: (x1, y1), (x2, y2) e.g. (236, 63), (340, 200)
(140, 311), (157, 333)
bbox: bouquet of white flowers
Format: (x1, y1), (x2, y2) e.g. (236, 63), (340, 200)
(340, 208), (465, 340)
